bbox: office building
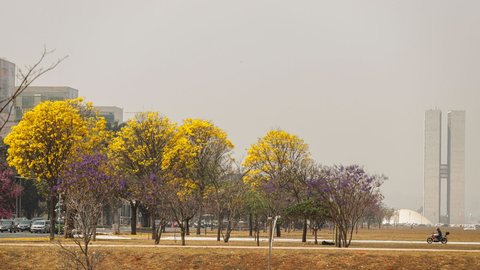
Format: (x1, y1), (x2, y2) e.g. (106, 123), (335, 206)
(423, 109), (466, 224)
(14, 86), (78, 121)
(0, 59), (16, 138)
(423, 110), (442, 224)
(447, 111), (465, 224)
(95, 106), (123, 128)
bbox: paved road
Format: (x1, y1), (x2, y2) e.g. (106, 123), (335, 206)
(154, 236), (480, 246)
(0, 231), (53, 238)
(2, 232), (480, 246)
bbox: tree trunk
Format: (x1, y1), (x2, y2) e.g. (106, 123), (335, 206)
(64, 204), (69, 239)
(255, 218), (260, 247)
(339, 227), (344, 247)
(196, 207), (202, 235)
(347, 224), (356, 247)
(344, 228), (349, 247)
(216, 213), (222, 241)
(180, 223), (186, 246)
(154, 224), (163, 245)
(249, 213), (253, 237)
(130, 201), (138, 235)
(334, 224), (339, 247)
(83, 236), (92, 270)
(151, 212), (155, 239)
(49, 193), (57, 241)
(337, 224), (348, 248)
(337, 225), (343, 247)
(224, 220), (232, 243)
(337, 229), (342, 247)
(186, 219), (190, 235)
(93, 220), (97, 241)
(301, 217), (307, 243)
(314, 228), (318, 244)
(276, 223), (281, 237)
(111, 201), (120, 235)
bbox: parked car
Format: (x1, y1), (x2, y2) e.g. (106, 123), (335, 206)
(13, 217), (27, 227)
(17, 220), (32, 232)
(0, 220), (17, 233)
(30, 220), (51, 233)
(463, 225), (477, 231)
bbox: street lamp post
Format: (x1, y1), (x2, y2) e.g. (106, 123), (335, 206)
(268, 215), (280, 270)
(56, 194), (62, 235)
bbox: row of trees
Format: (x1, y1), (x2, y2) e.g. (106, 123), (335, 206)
(3, 98), (387, 250)
(243, 130), (386, 247)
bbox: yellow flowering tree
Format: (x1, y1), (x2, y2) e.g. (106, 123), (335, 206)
(162, 118), (234, 244)
(243, 129), (311, 189)
(4, 98), (108, 240)
(108, 112), (176, 235)
(243, 129), (313, 240)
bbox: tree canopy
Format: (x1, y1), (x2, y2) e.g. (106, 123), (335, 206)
(4, 98), (108, 240)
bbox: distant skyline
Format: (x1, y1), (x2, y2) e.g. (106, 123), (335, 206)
(1, 1), (479, 219)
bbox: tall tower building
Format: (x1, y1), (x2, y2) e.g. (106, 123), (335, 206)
(423, 109), (465, 225)
(0, 58), (15, 115)
(447, 111), (465, 224)
(424, 110), (441, 224)
(0, 59), (16, 137)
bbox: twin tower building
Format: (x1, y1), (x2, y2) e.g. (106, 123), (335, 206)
(424, 109), (465, 225)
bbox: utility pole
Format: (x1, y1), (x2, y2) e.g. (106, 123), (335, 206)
(14, 176), (28, 218)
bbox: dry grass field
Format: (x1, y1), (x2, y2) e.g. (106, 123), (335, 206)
(1, 245), (480, 270)
(1, 227), (479, 269)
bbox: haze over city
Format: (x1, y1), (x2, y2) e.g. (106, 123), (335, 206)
(1, 0), (479, 218)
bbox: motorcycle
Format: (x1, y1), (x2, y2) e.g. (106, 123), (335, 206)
(427, 231), (449, 244)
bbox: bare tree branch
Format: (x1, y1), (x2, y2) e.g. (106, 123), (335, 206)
(0, 46), (68, 133)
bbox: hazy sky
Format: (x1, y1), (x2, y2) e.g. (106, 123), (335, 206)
(1, 1), (479, 219)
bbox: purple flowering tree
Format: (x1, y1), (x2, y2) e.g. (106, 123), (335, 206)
(0, 164), (23, 218)
(58, 153), (121, 270)
(139, 174), (173, 245)
(309, 165), (385, 247)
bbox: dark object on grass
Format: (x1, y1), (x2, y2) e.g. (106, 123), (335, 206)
(321, 241), (335, 246)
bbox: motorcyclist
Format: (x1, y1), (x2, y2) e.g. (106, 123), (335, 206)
(434, 227), (443, 241)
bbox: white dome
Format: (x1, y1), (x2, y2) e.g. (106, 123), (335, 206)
(386, 209), (433, 225)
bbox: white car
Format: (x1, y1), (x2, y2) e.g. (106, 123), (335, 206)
(30, 220), (51, 233)
(463, 225), (476, 231)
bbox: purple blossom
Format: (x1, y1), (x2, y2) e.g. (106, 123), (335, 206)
(0, 165), (23, 219)
(60, 152), (122, 197)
